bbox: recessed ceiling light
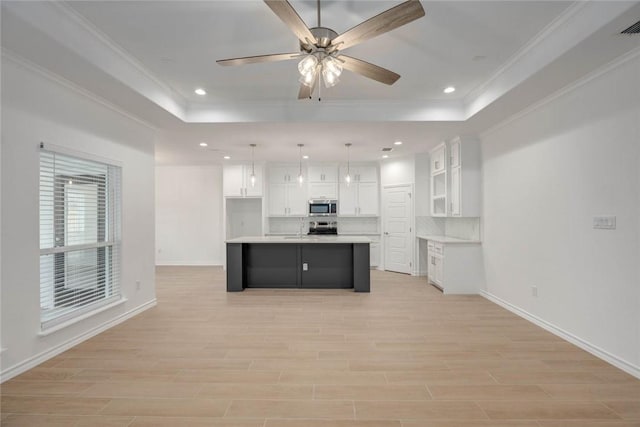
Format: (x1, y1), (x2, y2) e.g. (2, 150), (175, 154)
(394, 141), (403, 146)
(303, 155), (309, 159)
(444, 86), (456, 94)
(223, 155), (231, 160)
(382, 155), (389, 159)
(199, 142), (208, 147)
(194, 88), (207, 96)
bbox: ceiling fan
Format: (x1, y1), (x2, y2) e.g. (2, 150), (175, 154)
(216, 0), (425, 100)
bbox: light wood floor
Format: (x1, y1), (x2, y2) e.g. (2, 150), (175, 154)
(2, 266), (639, 426)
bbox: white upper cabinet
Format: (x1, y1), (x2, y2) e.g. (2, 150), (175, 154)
(340, 165), (377, 183)
(308, 164), (338, 199)
(308, 165), (338, 182)
(430, 144), (446, 174)
(223, 164), (263, 197)
(338, 163), (379, 216)
(269, 166), (298, 184)
(267, 164), (307, 216)
(429, 137), (480, 217)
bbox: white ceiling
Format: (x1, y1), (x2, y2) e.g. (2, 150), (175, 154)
(2, 1), (639, 164)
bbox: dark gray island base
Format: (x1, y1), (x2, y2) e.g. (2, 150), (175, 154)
(226, 237), (370, 292)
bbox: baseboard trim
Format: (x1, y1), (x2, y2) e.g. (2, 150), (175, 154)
(480, 290), (640, 379)
(0, 299), (157, 383)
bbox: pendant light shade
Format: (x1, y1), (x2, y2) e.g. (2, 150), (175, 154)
(249, 144), (256, 187)
(297, 144), (304, 186)
(344, 143), (352, 186)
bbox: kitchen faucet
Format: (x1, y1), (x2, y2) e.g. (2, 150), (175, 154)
(298, 217), (306, 237)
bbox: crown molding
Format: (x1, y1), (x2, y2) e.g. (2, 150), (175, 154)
(1, 48), (159, 131)
(463, 1), (637, 120)
(2, 0), (187, 121)
(479, 46), (640, 139)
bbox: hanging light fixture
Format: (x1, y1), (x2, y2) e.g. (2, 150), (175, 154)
(249, 144), (257, 187)
(298, 53), (343, 89)
(297, 144), (304, 186)
(344, 143), (352, 186)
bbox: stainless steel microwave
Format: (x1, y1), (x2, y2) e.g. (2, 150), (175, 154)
(308, 199), (337, 217)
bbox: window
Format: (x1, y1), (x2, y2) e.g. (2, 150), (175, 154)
(39, 147), (122, 329)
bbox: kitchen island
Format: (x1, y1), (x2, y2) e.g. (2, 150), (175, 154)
(226, 236), (371, 292)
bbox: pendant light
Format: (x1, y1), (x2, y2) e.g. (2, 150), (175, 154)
(297, 144), (304, 186)
(249, 144), (257, 187)
(344, 143), (352, 186)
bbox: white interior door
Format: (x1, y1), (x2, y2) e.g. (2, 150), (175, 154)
(383, 185), (413, 274)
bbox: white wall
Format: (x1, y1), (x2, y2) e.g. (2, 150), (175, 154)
(481, 53), (640, 376)
(1, 54), (157, 381)
(381, 156), (415, 187)
(155, 165), (223, 265)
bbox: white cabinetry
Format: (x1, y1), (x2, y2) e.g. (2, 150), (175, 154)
(422, 237), (483, 294)
(338, 165), (378, 216)
(427, 241), (443, 287)
(224, 164), (263, 197)
(267, 164), (307, 216)
(308, 164), (338, 199)
(429, 137), (480, 217)
(429, 143), (447, 217)
(369, 237), (381, 267)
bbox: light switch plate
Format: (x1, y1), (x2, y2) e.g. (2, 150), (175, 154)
(593, 216), (616, 229)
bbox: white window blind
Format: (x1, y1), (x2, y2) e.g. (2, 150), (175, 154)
(39, 146), (122, 330)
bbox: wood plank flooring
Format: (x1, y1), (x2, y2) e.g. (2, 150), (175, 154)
(1, 266), (639, 426)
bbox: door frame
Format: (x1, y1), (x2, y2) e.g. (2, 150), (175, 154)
(381, 183), (415, 275)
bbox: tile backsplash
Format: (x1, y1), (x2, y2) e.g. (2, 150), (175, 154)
(267, 216), (379, 235)
(416, 216), (481, 241)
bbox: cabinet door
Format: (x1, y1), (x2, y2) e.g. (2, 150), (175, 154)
(268, 183), (288, 216)
(450, 166), (461, 216)
(309, 182), (337, 199)
(370, 243), (380, 267)
(431, 144), (446, 173)
(287, 183), (308, 216)
(434, 255), (444, 286)
(244, 164), (263, 197)
(268, 167), (290, 184)
(357, 182), (379, 216)
(338, 182), (357, 215)
(356, 165), (378, 183)
(223, 165), (245, 197)
(450, 140), (461, 168)
(307, 166), (324, 182)
(321, 165), (338, 182)
(428, 249), (435, 283)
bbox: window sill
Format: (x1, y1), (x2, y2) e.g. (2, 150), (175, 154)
(38, 297), (127, 337)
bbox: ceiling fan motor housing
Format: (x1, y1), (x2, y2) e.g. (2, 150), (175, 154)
(301, 27), (339, 52)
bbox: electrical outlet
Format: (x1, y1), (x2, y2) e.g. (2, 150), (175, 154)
(531, 286), (538, 297)
(136, 280), (141, 291)
(593, 216), (616, 229)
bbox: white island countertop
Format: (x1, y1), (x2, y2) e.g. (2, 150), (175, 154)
(416, 235), (482, 244)
(226, 235), (373, 244)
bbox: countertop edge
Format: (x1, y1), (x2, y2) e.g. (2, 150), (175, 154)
(416, 235), (482, 244)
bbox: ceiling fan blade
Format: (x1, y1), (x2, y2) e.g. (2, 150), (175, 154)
(340, 55), (400, 85)
(331, 0), (425, 51)
(217, 52), (301, 66)
(264, 0), (316, 44)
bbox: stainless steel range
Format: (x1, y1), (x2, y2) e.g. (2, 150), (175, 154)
(308, 220), (338, 235)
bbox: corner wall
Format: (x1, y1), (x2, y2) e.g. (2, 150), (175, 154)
(1, 54), (157, 381)
(155, 165), (223, 265)
(481, 52), (640, 376)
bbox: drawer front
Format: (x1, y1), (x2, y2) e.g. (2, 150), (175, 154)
(433, 241), (444, 255)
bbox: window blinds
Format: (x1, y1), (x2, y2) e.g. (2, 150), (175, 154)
(39, 147), (122, 329)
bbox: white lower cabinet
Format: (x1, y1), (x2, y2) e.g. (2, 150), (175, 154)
(369, 237), (380, 267)
(424, 238), (483, 294)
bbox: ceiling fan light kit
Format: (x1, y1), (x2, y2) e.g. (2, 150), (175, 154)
(217, 0), (425, 99)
